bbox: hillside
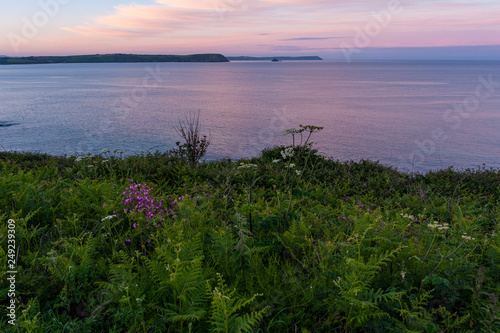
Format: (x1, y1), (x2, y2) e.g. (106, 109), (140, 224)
(0, 140), (498, 331)
(0, 53), (229, 65)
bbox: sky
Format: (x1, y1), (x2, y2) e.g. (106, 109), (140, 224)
(1, 0), (500, 60)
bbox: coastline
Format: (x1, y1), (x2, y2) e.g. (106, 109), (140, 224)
(0, 53), (229, 65)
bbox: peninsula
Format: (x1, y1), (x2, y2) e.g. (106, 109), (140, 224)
(227, 56), (323, 61)
(0, 53), (229, 65)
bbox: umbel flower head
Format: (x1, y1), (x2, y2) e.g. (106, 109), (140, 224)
(283, 128), (300, 135)
(461, 234), (475, 241)
(427, 221), (449, 231)
(280, 147), (294, 160)
(238, 162), (258, 169)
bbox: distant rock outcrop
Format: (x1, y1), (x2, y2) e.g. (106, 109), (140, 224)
(227, 56), (323, 61)
(0, 122), (19, 127)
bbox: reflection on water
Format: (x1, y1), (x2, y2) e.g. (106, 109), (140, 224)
(0, 61), (499, 172)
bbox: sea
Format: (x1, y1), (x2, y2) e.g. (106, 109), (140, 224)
(1, 60), (499, 173)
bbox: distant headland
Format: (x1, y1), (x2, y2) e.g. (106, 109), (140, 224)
(0, 53), (229, 65)
(227, 56), (323, 61)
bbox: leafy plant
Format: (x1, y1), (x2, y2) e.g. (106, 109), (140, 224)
(209, 273), (268, 333)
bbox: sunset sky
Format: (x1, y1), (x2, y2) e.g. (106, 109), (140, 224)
(1, 0), (500, 59)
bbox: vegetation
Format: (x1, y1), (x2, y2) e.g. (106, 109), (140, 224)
(0, 54), (229, 65)
(0, 126), (499, 332)
(173, 111), (212, 165)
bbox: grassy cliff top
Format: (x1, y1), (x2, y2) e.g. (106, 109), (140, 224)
(0, 147), (499, 331)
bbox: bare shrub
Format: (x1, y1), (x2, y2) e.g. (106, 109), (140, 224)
(173, 111), (212, 164)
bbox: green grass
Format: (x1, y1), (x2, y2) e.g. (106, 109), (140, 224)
(0, 147), (499, 332)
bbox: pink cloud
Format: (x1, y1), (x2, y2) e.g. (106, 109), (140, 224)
(54, 0), (500, 55)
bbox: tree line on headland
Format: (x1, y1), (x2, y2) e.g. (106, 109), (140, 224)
(0, 53), (230, 65)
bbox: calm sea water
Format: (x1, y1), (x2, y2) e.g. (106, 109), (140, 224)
(1, 61), (499, 173)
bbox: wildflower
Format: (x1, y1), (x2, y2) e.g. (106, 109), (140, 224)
(100, 148), (110, 154)
(438, 222), (450, 231)
(272, 159), (281, 163)
(87, 165), (94, 168)
(296, 170), (301, 176)
(101, 215), (116, 222)
(280, 147), (294, 159)
(285, 163), (295, 168)
(428, 221), (449, 231)
(238, 163), (258, 169)
(462, 235), (475, 241)
(75, 156), (83, 162)
(126, 239), (131, 242)
(401, 271), (406, 280)
(283, 128), (299, 135)
(400, 213), (415, 220)
(427, 221), (439, 229)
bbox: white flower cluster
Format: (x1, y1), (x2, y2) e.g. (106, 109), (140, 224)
(400, 213), (416, 220)
(427, 221), (449, 231)
(101, 215), (116, 222)
(238, 162), (258, 169)
(75, 154), (94, 162)
(280, 147), (294, 160)
(461, 234), (475, 241)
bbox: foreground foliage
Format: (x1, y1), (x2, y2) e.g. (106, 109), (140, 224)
(0, 144), (499, 332)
